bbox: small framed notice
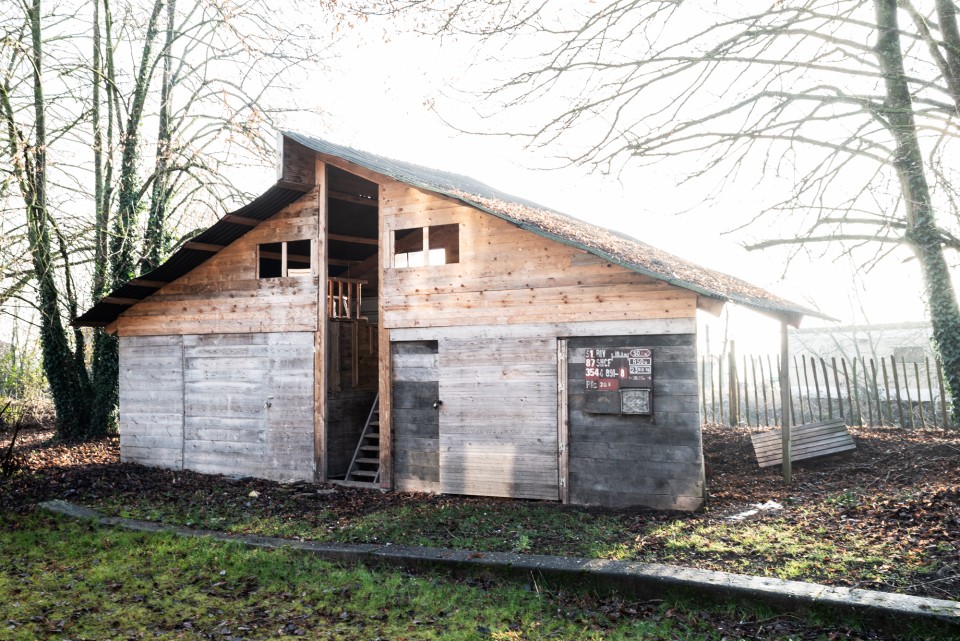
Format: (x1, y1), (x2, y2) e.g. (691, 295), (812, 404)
(582, 346), (653, 415)
(621, 388), (652, 415)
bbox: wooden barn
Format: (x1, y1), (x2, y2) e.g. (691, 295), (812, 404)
(75, 133), (820, 510)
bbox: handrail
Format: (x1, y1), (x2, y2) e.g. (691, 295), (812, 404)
(328, 277), (367, 320)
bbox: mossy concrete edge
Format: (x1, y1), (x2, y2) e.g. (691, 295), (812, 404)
(40, 499), (959, 633)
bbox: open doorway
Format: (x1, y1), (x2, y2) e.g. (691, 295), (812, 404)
(323, 166), (381, 482)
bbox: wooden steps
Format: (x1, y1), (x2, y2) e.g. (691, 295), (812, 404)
(750, 419), (856, 468)
(343, 394), (381, 485)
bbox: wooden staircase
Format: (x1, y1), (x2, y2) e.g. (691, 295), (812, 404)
(343, 394), (380, 486)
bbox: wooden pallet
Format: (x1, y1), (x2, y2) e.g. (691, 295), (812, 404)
(750, 419), (856, 468)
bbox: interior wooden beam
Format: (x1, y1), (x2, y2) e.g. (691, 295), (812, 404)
(184, 242), (226, 252)
(222, 214), (261, 226)
(327, 233), (379, 246)
(697, 295), (726, 317)
(329, 189), (377, 206)
(276, 179), (313, 192)
(328, 258), (363, 267)
(72, 320), (110, 328)
(129, 279), (167, 288)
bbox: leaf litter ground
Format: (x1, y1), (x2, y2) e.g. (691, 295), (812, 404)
(2, 422), (958, 608)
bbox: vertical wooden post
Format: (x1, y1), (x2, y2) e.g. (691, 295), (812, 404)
(759, 357), (770, 427)
(378, 183), (393, 490)
(709, 356), (716, 422)
(871, 358), (884, 425)
(914, 362), (925, 429)
(314, 159), (328, 482)
(901, 357), (914, 429)
(840, 357), (853, 423)
(786, 356), (796, 426)
(846, 358), (860, 426)
(728, 341), (739, 426)
(832, 357), (844, 420)
(793, 356), (806, 425)
(821, 358), (833, 419)
(881, 357), (893, 425)
(860, 358), (873, 427)
(557, 339), (569, 503)
(742, 354), (751, 427)
(767, 354), (779, 426)
(924, 357), (935, 428)
(701, 357), (708, 422)
(281, 241), (288, 277)
(811, 358), (823, 420)
(781, 321), (792, 483)
(802, 355), (814, 420)
(751, 356), (762, 427)
(890, 356), (905, 427)
(936, 356), (949, 429)
(717, 355), (725, 426)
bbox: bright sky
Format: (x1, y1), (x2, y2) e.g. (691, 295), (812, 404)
(3, 4), (937, 357)
(273, 15), (934, 355)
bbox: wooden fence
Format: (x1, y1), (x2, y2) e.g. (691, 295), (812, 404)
(699, 352), (954, 429)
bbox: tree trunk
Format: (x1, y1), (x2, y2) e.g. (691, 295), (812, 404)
(141, 0), (177, 274)
(23, 0), (92, 437)
(90, 0), (165, 434)
(875, 0), (960, 426)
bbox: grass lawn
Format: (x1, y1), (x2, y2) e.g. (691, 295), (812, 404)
(2, 423), (959, 638)
(0, 512), (944, 640)
(89, 484), (951, 598)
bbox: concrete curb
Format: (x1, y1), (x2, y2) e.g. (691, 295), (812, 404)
(40, 500), (960, 631)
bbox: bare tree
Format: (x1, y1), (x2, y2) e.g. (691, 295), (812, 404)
(1, 0), (334, 436)
(357, 0), (960, 423)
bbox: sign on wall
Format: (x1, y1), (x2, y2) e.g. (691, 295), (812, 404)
(583, 347), (653, 415)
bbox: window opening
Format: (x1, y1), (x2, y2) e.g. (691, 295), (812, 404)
(287, 239), (312, 275)
(393, 224), (459, 268)
(258, 239), (313, 278)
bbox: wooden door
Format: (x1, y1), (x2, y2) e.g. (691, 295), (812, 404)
(391, 341), (440, 492)
(181, 332), (315, 482)
(438, 335), (559, 500)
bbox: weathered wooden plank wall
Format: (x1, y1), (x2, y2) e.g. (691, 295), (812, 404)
(379, 183), (697, 329)
(119, 335), (184, 468)
(119, 332), (315, 482)
(117, 190), (320, 337)
(391, 341), (440, 492)
(392, 319), (699, 505)
(182, 332), (314, 481)
(567, 334), (704, 511)
(439, 334), (559, 500)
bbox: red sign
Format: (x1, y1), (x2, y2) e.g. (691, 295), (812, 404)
(584, 347), (652, 390)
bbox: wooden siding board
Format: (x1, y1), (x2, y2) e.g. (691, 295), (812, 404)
(379, 186), (698, 331)
(566, 335), (704, 510)
(389, 318), (696, 342)
(117, 193), (320, 337)
(392, 340), (440, 492)
(119, 336), (184, 470)
(177, 331), (315, 482)
(438, 335), (559, 501)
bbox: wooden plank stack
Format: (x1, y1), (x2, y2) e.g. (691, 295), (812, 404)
(750, 419), (855, 468)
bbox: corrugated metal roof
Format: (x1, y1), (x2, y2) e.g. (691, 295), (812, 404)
(286, 131), (829, 323)
(73, 185), (307, 327)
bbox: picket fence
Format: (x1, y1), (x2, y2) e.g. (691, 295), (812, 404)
(699, 353), (953, 429)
